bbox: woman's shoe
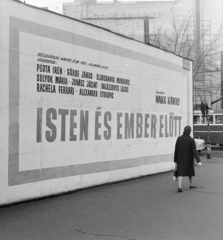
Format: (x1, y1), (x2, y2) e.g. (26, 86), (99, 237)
(178, 188), (182, 192)
(189, 185), (196, 189)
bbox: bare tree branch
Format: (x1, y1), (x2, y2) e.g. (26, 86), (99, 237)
(151, 13), (223, 106)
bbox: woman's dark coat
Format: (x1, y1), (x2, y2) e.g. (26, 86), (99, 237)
(174, 133), (201, 176)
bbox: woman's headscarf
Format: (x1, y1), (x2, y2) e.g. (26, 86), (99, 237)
(183, 125), (191, 135)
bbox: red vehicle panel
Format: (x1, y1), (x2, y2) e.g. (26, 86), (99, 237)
(194, 110), (223, 144)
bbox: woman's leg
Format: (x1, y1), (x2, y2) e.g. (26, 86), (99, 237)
(189, 176), (193, 186)
(178, 176), (183, 188)
(189, 176), (196, 188)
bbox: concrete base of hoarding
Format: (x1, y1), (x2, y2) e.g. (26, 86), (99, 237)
(0, 161), (175, 207)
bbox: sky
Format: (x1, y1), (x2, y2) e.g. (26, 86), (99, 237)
(24, 0), (172, 13)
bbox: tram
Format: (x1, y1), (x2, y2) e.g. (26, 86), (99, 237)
(194, 109), (223, 145)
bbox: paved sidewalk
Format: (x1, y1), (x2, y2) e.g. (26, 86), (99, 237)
(0, 151), (223, 240)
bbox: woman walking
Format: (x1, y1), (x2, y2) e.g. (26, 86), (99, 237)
(174, 126), (202, 192)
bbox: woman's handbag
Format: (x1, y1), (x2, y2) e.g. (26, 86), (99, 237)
(173, 169), (178, 181)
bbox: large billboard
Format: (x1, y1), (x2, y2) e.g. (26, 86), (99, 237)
(0, 0), (193, 205)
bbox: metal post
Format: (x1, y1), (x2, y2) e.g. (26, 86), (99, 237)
(207, 114), (211, 159)
(144, 16), (149, 44)
(221, 51), (223, 108)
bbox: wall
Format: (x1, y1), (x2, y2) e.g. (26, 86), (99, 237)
(63, 0), (223, 108)
(0, 0), (193, 206)
(63, 0), (194, 42)
(63, 0), (223, 36)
